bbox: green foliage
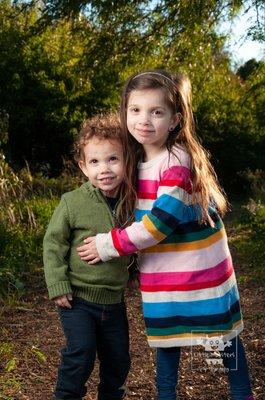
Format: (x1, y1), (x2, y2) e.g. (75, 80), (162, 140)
(240, 169), (265, 201)
(227, 190), (265, 285)
(237, 58), (262, 80)
(0, 1), (89, 173)
(0, 342), (16, 374)
(0, 155), (80, 298)
(0, 198), (58, 297)
(5, 359), (16, 373)
(31, 346), (47, 363)
(0, 0), (263, 192)
(0, 109), (8, 148)
(244, 199), (265, 240)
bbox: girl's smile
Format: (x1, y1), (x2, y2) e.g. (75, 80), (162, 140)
(127, 88), (179, 160)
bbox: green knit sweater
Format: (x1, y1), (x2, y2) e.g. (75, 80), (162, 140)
(43, 182), (129, 304)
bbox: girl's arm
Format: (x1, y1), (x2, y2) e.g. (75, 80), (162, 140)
(77, 164), (193, 263)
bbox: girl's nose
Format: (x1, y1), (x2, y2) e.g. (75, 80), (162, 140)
(139, 112), (150, 125)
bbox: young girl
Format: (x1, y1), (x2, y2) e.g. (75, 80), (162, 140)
(43, 114), (136, 400)
(77, 71), (254, 400)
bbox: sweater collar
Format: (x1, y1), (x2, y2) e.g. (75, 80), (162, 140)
(81, 181), (104, 202)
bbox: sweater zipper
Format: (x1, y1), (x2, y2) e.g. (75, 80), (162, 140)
(108, 204), (120, 227)
(98, 191), (118, 228)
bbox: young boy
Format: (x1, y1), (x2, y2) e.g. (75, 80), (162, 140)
(43, 114), (136, 400)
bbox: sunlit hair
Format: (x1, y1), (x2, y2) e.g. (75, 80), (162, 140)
(74, 113), (137, 226)
(120, 70), (227, 223)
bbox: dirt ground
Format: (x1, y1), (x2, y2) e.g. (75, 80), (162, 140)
(0, 273), (264, 400)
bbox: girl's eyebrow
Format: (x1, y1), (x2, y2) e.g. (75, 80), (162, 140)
(128, 103), (167, 110)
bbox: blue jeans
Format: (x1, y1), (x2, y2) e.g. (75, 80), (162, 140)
(156, 336), (253, 400)
(55, 298), (130, 400)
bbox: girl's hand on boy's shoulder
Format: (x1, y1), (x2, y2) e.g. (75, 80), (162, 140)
(54, 293), (73, 309)
(76, 237), (101, 264)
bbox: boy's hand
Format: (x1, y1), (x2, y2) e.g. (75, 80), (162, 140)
(54, 293), (73, 308)
(77, 236), (101, 264)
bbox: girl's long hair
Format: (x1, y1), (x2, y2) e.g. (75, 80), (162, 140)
(74, 113), (137, 226)
(120, 69), (227, 223)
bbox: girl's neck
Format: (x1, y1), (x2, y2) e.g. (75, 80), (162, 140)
(143, 144), (167, 162)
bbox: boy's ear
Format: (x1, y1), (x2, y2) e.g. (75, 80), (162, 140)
(78, 160), (89, 178)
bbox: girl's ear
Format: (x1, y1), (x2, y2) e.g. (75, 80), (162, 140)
(78, 160), (89, 178)
(171, 112), (182, 130)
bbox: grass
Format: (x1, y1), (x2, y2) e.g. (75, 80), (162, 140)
(225, 199), (265, 285)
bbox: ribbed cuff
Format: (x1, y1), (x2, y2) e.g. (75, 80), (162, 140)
(96, 232), (119, 261)
(48, 281), (72, 299)
(96, 233), (112, 261)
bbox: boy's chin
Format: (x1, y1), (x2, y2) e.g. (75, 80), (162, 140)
(100, 186), (119, 197)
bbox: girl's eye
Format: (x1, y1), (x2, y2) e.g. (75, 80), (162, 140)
(129, 107), (139, 113)
(109, 156), (118, 162)
(90, 159), (98, 164)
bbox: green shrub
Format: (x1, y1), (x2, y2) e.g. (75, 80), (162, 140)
(0, 155), (81, 299)
(245, 200), (265, 240)
(0, 198), (59, 298)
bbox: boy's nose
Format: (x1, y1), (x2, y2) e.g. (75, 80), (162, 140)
(99, 163), (111, 173)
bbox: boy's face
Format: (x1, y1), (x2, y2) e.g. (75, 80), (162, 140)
(79, 137), (125, 198)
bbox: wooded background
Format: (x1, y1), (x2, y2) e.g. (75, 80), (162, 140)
(0, 0), (264, 190)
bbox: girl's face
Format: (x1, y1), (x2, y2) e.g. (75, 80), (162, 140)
(127, 88), (179, 159)
(79, 137), (125, 197)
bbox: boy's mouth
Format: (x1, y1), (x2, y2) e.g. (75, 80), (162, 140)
(99, 177), (115, 183)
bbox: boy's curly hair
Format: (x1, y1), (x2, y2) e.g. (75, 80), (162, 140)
(74, 113), (137, 226)
(74, 113), (123, 162)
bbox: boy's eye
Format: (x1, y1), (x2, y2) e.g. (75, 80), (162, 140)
(152, 109), (162, 115)
(89, 159), (98, 164)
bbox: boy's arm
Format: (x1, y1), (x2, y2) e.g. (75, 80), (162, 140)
(43, 197), (72, 299)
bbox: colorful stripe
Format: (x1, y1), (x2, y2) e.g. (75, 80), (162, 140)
(139, 236), (230, 273)
(141, 272), (237, 303)
(145, 301), (241, 329)
(146, 311), (242, 336)
(142, 285), (239, 318)
(142, 214), (167, 241)
(147, 320), (243, 346)
(141, 228), (226, 253)
(147, 319), (243, 339)
(140, 256), (232, 288)
(111, 228), (137, 256)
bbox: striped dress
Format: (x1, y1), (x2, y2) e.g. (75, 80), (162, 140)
(96, 146), (243, 348)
